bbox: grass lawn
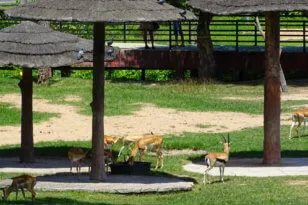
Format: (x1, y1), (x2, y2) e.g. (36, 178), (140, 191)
(0, 76), (308, 204)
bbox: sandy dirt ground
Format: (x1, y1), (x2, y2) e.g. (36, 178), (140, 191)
(0, 86), (306, 146)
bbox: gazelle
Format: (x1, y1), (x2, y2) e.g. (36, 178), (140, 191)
(68, 147), (89, 173)
(118, 134), (144, 159)
(86, 149), (116, 174)
(289, 109), (308, 139)
(2, 174), (36, 201)
(127, 134), (163, 169)
(203, 135), (231, 184)
(104, 135), (121, 152)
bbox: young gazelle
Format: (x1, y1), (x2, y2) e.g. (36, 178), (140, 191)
(2, 174), (37, 201)
(68, 147), (89, 173)
(127, 134), (163, 169)
(204, 135), (231, 184)
(289, 109), (308, 139)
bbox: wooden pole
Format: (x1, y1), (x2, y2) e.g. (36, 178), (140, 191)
(90, 22), (107, 180)
(263, 12), (281, 164)
(19, 68), (34, 163)
(255, 17), (288, 92)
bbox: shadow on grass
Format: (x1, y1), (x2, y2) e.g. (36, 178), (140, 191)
(1, 197), (115, 205)
(188, 150), (308, 167)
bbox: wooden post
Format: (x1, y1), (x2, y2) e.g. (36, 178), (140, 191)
(19, 68), (34, 163)
(90, 22), (107, 180)
(263, 12), (281, 164)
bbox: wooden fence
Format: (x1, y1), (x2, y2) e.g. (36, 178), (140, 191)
(0, 16), (307, 52)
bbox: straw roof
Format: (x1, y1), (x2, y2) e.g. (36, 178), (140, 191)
(188, 0), (308, 15)
(0, 21), (93, 68)
(5, 0), (196, 22)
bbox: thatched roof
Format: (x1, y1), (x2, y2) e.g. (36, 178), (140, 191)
(188, 0), (308, 15)
(0, 21), (93, 68)
(5, 0), (196, 22)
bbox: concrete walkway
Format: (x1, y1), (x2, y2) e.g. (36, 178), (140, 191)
(184, 158), (308, 177)
(0, 157), (194, 193)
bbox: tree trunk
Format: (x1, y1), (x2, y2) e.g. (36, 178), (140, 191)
(90, 22), (107, 180)
(263, 12), (281, 164)
(19, 68), (34, 163)
(37, 67), (52, 85)
(197, 12), (216, 81)
(36, 21), (52, 85)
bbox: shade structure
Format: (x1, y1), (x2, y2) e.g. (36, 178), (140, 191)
(5, 0), (197, 22)
(188, 0), (308, 15)
(188, 0), (308, 164)
(5, 0), (197, 181)
(0, 21), (92, 68)
(0, 21), (93, 163)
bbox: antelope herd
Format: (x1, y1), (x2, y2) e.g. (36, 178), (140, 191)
(2, 107), (307, 200)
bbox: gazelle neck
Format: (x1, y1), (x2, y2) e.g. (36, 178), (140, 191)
(224, 143), (230, 154)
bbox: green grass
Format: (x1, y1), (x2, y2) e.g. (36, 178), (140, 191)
(0, 102), (59, 126)
(1, 76), (307, 125)
(1, 125), (307, 159)
(1, 76), (308, 204)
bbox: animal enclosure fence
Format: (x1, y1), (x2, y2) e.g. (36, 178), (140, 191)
(0, 16), (307, 51)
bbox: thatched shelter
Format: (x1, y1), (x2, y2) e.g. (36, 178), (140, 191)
(5, 0), (197, 180)
(0, 21), (92, 67)
(188, 0), (308, 164)
(0, 21), (92, 162)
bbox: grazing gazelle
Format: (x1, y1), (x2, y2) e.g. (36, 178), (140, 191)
(104, 135), (121, 152)
(2, 174), (36, 201)
(68, 147), (89, 173)
(127, 134), (163, 169)
(204, 134), (231, 184)
(117, 134), (144, 159)
(289, 109), (308, 139)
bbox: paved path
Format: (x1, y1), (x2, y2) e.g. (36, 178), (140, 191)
(184, 158), (308, 177)
(0, 157), (193, 193)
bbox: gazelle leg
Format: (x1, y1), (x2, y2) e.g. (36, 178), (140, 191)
(203, 166), (213, 184)
(21, 188), (26, 199)
(303, 120), (306, 136)
(155, 150), (163, 169)
(289, 121), (296, 139)
(15, 186), (18, 200)
(70, 161), (73, 173)
(27, 186), (36, 201)
(220, 166), (225, 183)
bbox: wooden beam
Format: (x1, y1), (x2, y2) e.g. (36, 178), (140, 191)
(90, 22), (107, 180)
(263, 12), (281, 164)
(19, 68), (34, 163)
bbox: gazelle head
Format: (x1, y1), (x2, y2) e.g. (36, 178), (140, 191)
(221, 134), (231, 150)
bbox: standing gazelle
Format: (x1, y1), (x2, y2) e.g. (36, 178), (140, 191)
(289, 109), (308, 139)
(204, 134), (231, 184)
(68, 147), (89, 173)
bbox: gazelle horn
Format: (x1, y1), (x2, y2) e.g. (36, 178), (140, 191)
(221, 135), (227, 143)
(227, 134), (230, 143)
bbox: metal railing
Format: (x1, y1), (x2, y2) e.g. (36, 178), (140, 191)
(1, 16), (308, 52)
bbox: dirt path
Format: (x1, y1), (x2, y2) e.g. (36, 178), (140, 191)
(0, 89), (304, 146)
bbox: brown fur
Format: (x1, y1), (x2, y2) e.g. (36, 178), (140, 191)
(68, 147), (88, 173)
(2, 174), (36, 201)
(128, 135), (163, 169)
(289, 109), (308, 139)
(204, 135), (231, 184)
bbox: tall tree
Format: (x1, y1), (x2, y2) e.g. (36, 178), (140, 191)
(197, 11), (216, 80)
